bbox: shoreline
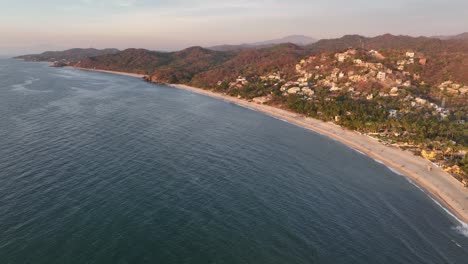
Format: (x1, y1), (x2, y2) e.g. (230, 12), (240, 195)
(72, 67), (468, 225)
(70, 67), (147, 78)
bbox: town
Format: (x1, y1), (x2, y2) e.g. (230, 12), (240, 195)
(222, 48), (467, 183)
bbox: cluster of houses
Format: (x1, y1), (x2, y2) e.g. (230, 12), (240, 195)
(223, 76), (249, 90)
(224, 49), (462, 124)
(438, 81), (468, 96)
(382, 94), (450, 120)
(284, 49), (425, 98)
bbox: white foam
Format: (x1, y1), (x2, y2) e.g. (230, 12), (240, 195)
(452, 239), (463, 248)
(454, 225), (468, 238)
(349, 146), (366, 156)
(404, 177), (425, 192)
(373, 158), (384, 165)
(387, 166), (403, 176)
(10, 77), (46, 93)
(426, 194), (468, 238)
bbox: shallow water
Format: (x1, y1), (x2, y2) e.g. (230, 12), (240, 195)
(1, 59), (467, 263)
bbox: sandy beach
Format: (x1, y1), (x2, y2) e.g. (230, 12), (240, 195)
(74, 67), (468, 224)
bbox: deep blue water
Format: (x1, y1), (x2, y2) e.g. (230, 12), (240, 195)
(1, 59), (468, 263)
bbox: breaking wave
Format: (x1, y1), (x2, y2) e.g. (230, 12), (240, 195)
(379, 158), (468, 238)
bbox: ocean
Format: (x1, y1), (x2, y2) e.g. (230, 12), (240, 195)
(0, 58), (467, 263)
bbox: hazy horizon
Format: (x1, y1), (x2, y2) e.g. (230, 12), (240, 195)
(1, 0), (467, 55)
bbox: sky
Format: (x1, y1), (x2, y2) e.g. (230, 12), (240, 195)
(0, 0), (467, 55)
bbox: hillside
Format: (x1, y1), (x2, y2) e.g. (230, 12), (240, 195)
(15, 48), (120, 62)
(76, 48), (172, 75)
(191, 43), (306, 87)
(76, 46), (234, 82)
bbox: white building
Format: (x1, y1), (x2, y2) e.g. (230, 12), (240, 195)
(287, 87), (301, 94)
(376, 72), (386, 81)
(406, 51), (415, 58)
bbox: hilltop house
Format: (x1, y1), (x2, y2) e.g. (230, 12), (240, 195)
(336, 53), (347, 62)
(406, 51), (415, 58)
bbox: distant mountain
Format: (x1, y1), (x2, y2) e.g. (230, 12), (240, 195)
(432, 32), (468, 41)
(208, 35), (316, 51)
(15, 48), (120, 62)
(253, 35), (317, 46)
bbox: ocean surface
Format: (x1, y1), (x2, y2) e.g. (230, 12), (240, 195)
(1, 59), (468, 264)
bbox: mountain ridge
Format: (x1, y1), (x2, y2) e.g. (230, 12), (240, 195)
(15, 48), (120, 62)
(207, 35), (317, 51)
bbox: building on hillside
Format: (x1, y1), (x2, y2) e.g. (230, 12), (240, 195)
(301, 87), (315, 96)
(388, 109), (398, 118)
(406, 51), (415, 58)
(287, 87), (301, 94)
(377, 72), (386, 81)
(390, 87), (399, 96)
(415, 97), (427, 105)
(419, 58), (427, 65)
(336, 53), (347, 62)
(236, 76), (248, 85)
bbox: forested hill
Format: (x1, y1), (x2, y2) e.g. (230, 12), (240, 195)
(15, 48), (120, 62)
(75, 47), (235, 82)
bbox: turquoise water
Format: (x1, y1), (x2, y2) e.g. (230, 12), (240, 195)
(0, 59), (467, 263)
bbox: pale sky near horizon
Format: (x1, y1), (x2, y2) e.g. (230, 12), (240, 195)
(0, 0), (467, 55)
